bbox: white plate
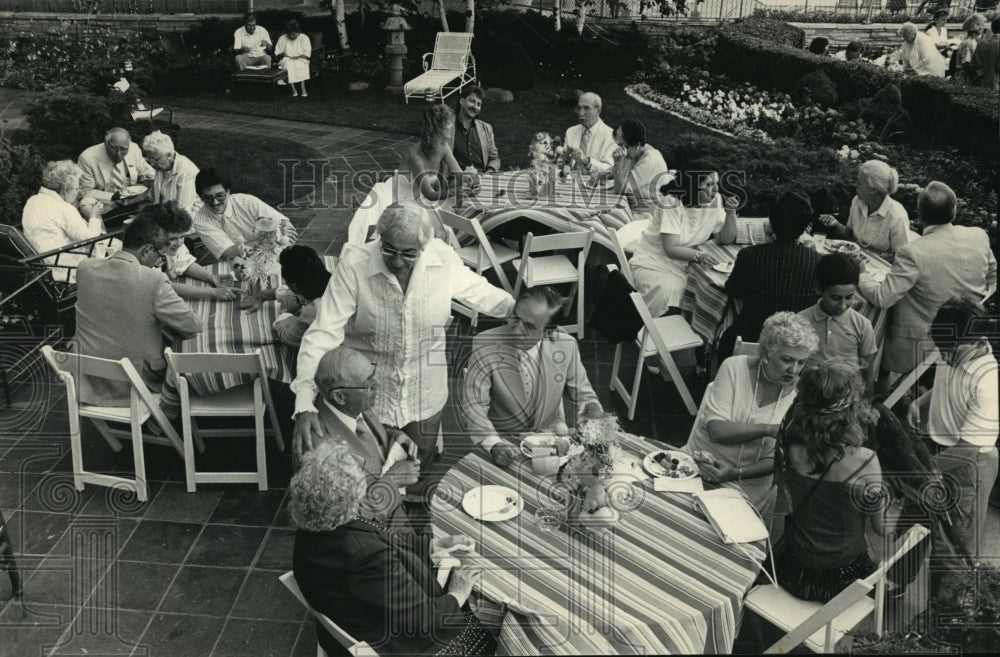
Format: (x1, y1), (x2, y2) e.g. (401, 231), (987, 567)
(119, 184), (148, 199)
(462, 486), (523, 522)
(825, 239), (861, 255)
(712, 261), (735, 274)
(643, 450), (698, 480)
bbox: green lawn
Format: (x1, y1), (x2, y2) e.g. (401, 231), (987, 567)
(181, 127), (323, 206)
(166, 78), (713, 170)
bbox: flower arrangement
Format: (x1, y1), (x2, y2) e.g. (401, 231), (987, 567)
(231, 217), (293, 291)
(526, 132), (569, 196)
(557, 415), (626, 525)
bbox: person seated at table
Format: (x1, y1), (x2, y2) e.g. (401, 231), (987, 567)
(191, 167), (297, 261)
(833, 40), (866, 61)
(798, 253), (878, 392)
(141, 201), (240, 302)
(629, 159), (739, 319)
(610, 119), (670, 213)
(818, 159), (910, 259)
(141, 131), (201, 215)
(897, 22), (948, 76)
(461, 286), (605, 467)
(399, 104), (468, 211)
(270, 245), (332, 348)
(77, 128), (155, 215)
(564, 91), (617, 175)
(292, 206), (515, 502)
(302, 346), (422, 523)
(906, 298), (998, 561)
(449, 85), (501, 174)
(774, 359), (885, 603)
(291, 440), (495, 656)
(685, 312), (818, 525)
(719, 190), (821, 361)
(74, 216), (203, 406)
(807, 36), (831, 56)
(21, 160), (109, 284)
(925, 9), (951, 48)
(858, 181), (996, 395)
(233, 11), (272, 71)
(275, 20), (311, 98)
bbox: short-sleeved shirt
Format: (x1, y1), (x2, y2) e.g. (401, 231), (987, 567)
(233, 25), (272, 58)
(164, 243), (197, 280)
(798, 303), (877, 367)
(847, 195), (910, 258)
(192, 193), (293, 258)
(928, 347), (1000, 449)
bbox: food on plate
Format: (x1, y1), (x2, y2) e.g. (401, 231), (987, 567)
(826, 240), (861, 256)
(652, 451), (696, 479)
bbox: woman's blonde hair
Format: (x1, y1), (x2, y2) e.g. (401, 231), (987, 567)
(40, 160), (82, 195)
(289, 441), (367, 532)
(857, 160), (899, 196)
(759, 311), (819, 360)
(419, 104), (455, 158)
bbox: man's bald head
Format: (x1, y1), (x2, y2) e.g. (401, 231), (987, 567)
(316, 346), (374, 395)
(104, 127), (133, 164)
(576, 92), (603, 129)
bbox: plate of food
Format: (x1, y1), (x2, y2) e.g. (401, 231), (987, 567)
(643, 449), (699, 480)
(712, 260), (735, 274)
(119, 184), (148, 199)
(462, 486), (523, 522)
(825, 240), (861, 256)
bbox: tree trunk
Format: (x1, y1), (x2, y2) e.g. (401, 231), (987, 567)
(576, 1), (586, 34)
(335, 0), (350, 50)
(554, 0), (562, 32)
(465, 0), (475, 33)
(438, 0), (450, 32)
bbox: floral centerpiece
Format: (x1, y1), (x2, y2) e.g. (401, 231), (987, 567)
(527, 132), (573, 197)
(231, 217), (292, 292)
(555, 414), (627, 529)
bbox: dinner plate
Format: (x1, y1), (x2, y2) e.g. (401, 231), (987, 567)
(712, 261), (735, 274)
(462, 486), (523, 522)
(119, 184), (148, 199)
(643, 450), (698, 480)
(825, 239), (861, 255)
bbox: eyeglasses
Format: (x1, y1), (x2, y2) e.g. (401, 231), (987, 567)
(380, 244), (421, 262)
(332, 364), (378, 392)
(199, 192), (228, 203)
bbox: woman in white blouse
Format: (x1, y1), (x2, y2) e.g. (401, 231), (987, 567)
(819, 159), (910, 259)
(275, 20), (311, 98)
(628, 160), (739, 318)
(610, 119), (670, 213)
(21, 160), (107, 283)
(291, 206), (515, 499)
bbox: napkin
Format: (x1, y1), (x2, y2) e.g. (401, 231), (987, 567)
(654, 476), (704, 494)
(693, 488), (769, 544)
(436, 557), (460, 588)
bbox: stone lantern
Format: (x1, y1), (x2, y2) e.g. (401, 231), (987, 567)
(382, 4), (410, 95)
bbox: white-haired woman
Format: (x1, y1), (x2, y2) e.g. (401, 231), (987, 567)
(292, 206), (515, 499)
(21, 160), (107, 283)
(141, 131), (201, 215)
(684, 311), (819, 524)
(819, 159), (910, 259)
(291, 441), (495, 656)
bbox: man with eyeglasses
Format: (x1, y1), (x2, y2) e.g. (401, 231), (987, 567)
(564, 91), (617, 175)
(292, 206), (515, 501)
(74, 216), (202, 406)
(77, 127), (155, 218)
(192, 167), (297, 261)
(300, 346), (421, 523)
(460, 286), (604, 467)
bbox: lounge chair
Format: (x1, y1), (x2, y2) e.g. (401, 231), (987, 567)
(404, 32), (476, 104)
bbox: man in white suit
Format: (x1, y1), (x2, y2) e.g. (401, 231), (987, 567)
(460, 286), (604, 467)
(564, 91), (616, 175)
(77, 128), (155, 213)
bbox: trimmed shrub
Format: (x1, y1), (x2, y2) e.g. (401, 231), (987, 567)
(792, 70), (839, 108)
(726, 16), (805, 48)
(0, 137), (45, 227)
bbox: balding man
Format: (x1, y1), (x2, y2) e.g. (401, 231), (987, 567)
(141, 131), (201, 215)
(78, 127), (155, 213)
(897, 22), (947, 77)
(859, 181), (996, 388)
(305, 346), (420, 522)
(564, 91), (616, 175)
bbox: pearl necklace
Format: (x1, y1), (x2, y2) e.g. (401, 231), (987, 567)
(737, 361), (795, 474)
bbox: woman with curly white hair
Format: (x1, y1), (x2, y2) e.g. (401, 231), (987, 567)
(684, 311), (819, 524)
(819, 159), (911, 259)
(291, 440), (496, 656)
(21, 160), (108, 283)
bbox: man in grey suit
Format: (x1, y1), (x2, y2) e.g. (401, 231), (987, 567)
(460, 286), (604, 467)
(306, 346), (420, 522)
(450, 85), (500, 173)
(74, 216), (203, 406)
(859, 181), (997, 390)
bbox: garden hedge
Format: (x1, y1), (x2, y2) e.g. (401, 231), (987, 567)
(712, 30), (999, 157)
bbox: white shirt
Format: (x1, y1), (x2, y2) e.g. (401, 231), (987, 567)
(164, 243), (197, 280)
(565, 119), (616, 174)
(322, 398), (358, 434)
(192, 193), (294, 258)
(292, 239), (515, 427)
(233, 25), (272, 58)
(928, 346), (999, 449)
(847, 194), (911, 257)
(21, 187), (105, 283)
(901, 32), (947, 77)
(151, 153), (201, 215)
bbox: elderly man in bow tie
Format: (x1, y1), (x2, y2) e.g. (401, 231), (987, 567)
(302, 346), (421, 523)
(563, 91), (617, 175)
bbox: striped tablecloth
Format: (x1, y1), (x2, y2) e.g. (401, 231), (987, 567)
(449, 171), (636, 252)
(679, 238), (890, 347)
(431, 432), (765, 655)
(159, 256), (337, 417)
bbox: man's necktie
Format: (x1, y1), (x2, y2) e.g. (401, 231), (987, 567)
(111, 160), (128, 192)
(357, 417), (384, 461)
(579, 129), (593, 158)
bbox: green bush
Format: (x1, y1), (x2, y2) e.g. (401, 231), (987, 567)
(753, 7), (977, 23)
(0, 137), (45, 227)
(792, 70), (839, 108)
(726, 16), (805, 48)
(23, 87), (136, 161)
(474, 30), (537, 90)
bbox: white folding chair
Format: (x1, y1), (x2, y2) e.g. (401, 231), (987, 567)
(41, 346), (184, 502)
(279, 571), (379, 657)
(747, 525), (930, 653)
(439, 209), (517, 328)
(512, 229), (593, 337)
(606, 219), (649, 287)
(164, 349), (284, 492)
(609, 285), (703, 418)
(733, 336), (760, 358)
(404, 32), (476, 104)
